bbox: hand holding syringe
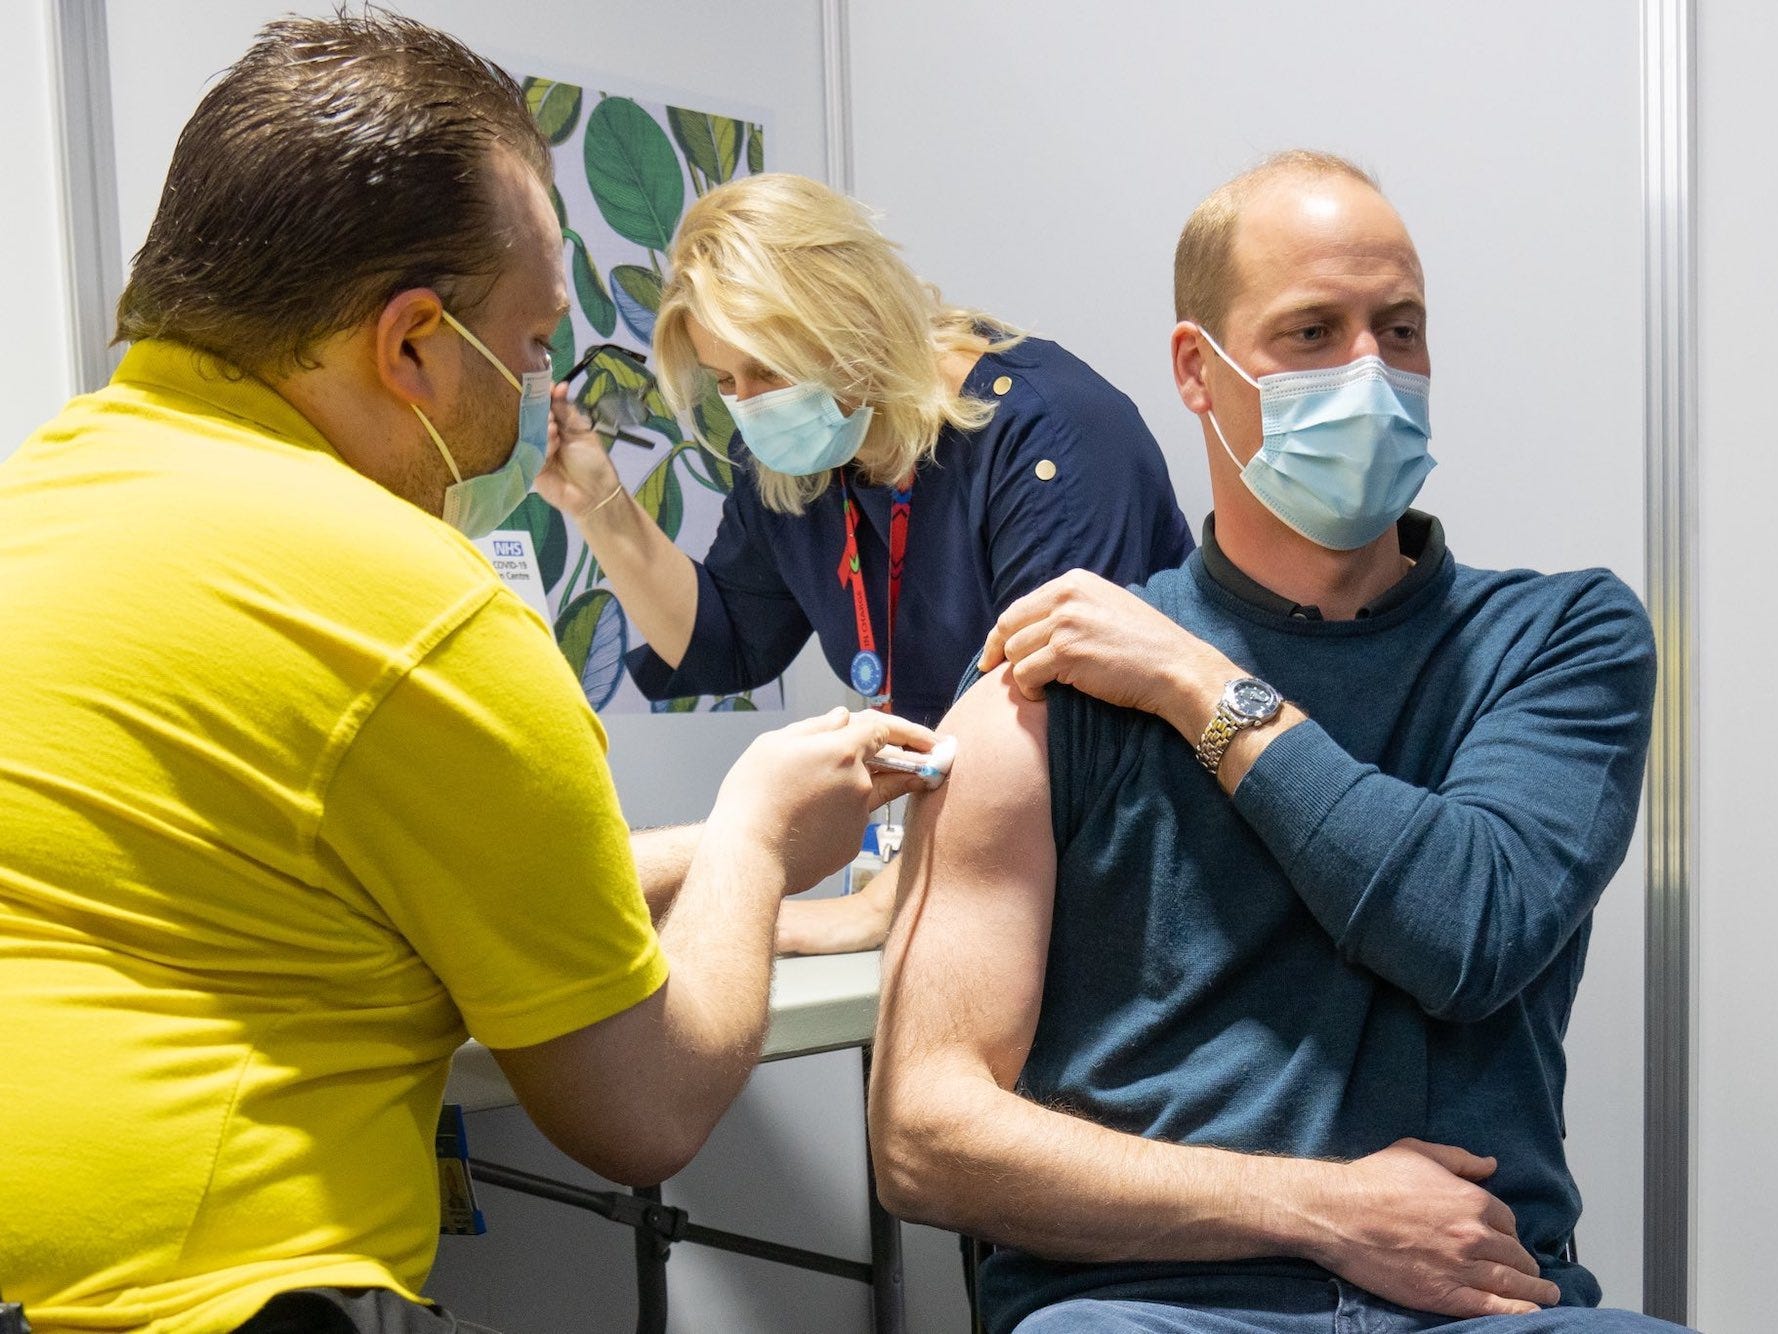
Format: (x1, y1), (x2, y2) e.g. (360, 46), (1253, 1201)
(866, 735), (958, 790)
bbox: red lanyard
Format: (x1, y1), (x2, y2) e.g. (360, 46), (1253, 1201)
(837, 473), (912, 710)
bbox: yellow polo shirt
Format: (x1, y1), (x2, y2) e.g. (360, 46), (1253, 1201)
(0, 341), (668, 1333)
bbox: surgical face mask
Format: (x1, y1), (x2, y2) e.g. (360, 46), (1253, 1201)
(413, 311), (552, 539)
(1198, 325), (1434, 551)
(721, 381), (874, 477)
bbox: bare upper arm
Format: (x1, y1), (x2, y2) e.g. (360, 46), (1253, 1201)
(875, 665), (1056, 1092)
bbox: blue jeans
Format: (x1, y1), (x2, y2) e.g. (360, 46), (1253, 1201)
(1011, 1274), (1694, 1334)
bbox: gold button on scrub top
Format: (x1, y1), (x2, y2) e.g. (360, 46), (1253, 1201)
(1034, 459), (1058, 482)
(992, 375), (1013, 395)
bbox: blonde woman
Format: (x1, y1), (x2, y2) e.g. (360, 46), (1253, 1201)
(538, 173), (1191, 952)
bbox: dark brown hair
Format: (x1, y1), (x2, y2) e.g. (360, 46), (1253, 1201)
(114, 8), (551, 375)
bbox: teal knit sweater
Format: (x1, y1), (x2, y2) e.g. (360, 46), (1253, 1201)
(981, 516), (1657, 1332)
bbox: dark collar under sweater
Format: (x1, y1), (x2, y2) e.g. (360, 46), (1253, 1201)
(1197, 509), (1446, 622)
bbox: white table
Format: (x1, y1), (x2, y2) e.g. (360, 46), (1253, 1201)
(445, 951), (901, 1334)
(445, 950), (884, 1110)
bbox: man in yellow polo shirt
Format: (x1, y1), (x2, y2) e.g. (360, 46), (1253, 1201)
(0, 14), (929, 1334)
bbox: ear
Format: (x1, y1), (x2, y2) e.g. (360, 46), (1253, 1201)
(374, 288), (454, 412)
(1171, 321), (1213, 415)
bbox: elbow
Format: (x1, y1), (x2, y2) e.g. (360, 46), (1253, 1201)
(868, 1087), (973, 1229)
(868, 1109), (940, 1224)
(1356, 860), (1574, 1023)
(565, 1131), (711, 1188)
(1420, 982), (1517, 1025)
(1412, 942), (1552, 1023)
(734, 645), (800, 694)
(550, 1118), (713, 1189)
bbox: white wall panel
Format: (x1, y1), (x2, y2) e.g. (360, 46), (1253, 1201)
(1694, 3), (1778, 1328)
(0, 0), (74, 460)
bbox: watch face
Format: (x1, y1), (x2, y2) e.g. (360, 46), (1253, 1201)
(1225, 676), (1281, 722)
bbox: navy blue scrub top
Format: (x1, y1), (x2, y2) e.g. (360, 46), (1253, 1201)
(627, 335), (1195, 727)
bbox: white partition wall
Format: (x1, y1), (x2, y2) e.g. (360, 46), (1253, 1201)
(1695, 4), (1778, 1330)
(0, 0), (74, 460)
(847, 0), (1650, 1307)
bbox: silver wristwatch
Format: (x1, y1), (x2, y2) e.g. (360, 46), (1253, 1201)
(1195, 676), (1283, 777)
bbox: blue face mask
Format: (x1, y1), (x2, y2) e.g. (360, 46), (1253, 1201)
(413, 311), (552, 539)
(1199, 326), (1434, 551)
(721, 381), (875, 477)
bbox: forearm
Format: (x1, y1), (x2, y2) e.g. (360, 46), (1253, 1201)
(576, 490), (699, 666)
(503, 708), (924, 1187)
(1156, 666), (1582, 1018)
(1146, 646), (1558, 1019)
(1158, 591), (1651, 1019)
(645, 818), (786, 1121)
(775, 859), (900, 957)
(872, 1061), (1335, 1264)
(874, 1063), (1564, 1318)
(1229, 722), (1619, 1021)
(629, 824), (703, 922)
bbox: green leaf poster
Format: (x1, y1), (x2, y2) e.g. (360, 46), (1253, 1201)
(496, 70), (778, 717)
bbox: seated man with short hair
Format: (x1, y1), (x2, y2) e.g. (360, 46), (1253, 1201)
(868, 153), (1683, 1333)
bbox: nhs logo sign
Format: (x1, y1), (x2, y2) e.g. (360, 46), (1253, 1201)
(469, 529), (550, 623)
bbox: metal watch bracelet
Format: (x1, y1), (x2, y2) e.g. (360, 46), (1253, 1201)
(1195, 710), (1244, 775)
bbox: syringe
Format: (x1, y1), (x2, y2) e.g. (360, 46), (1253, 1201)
(866, 735), (958, 790)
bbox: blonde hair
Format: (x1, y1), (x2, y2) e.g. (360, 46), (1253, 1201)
(654, 173), (1019, 514)
(1173, 150), (1380, 338)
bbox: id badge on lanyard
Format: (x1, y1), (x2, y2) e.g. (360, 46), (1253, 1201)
(836, 473), (911, 710)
